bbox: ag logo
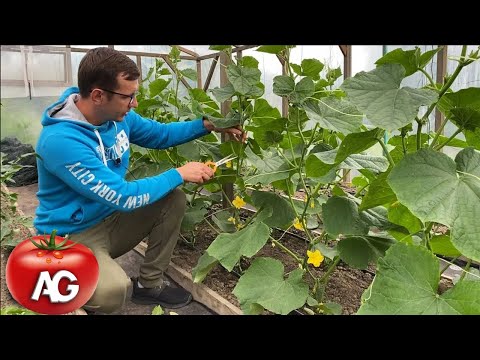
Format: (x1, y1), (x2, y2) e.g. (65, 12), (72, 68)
(6, 232), (99, 315)
(31, 270), (80, 303)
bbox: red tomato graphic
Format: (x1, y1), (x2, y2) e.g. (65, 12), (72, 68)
(6, 232), (99, 315)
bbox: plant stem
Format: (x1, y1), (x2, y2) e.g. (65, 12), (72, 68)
(270, 237), (302, 263)
(377, 138), (395, 167)
(320, 256), (340, 283)
(419, 68), (436, 88)
(401, 134), (407, 155)
(434, 128), (462, 151)
(429, 116), (450, 149)
(203, 217), (221, 235)
(440, 256), (460, 275)
(459, 259), (472, 281)
(416, 119), (423, 150)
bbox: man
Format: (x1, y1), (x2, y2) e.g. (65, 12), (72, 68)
(34, 47), (245, 314)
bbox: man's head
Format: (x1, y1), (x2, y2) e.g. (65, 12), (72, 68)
(78, 47), (141, 123)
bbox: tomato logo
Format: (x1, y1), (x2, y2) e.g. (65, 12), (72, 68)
(6, 231), (99, 315)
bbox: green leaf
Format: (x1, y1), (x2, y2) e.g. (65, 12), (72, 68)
(429, 235), (461, 257)
(244, 148), (291, 185)
(313, 243), (338, 260)
(227, 65), (261, 95)
(233, 258), (309, 315)
(301, 58), (324, 80)
(151, 305), (164, 315)
(335, 128), (384, 164)
(149, 78), (170, 97)
(211, 210), (236, 233)
(375, 47), (440, 76)
(206, 112), (240, 128)
(181, 203), (208, 231)
(206, 222), (270, 271)
(437, 88), (480, 116)
(239, 56), (259, 69)
(360, 172), (397, 211)
(322, 196), (369, 236)
(211, 83), (236, 103)
(388, 148), (480, 261)
(251, 99), (281, 125)
(388, 201), (423, 234)
(303, 98), (363, 134)
(358, 243), (480, 314)
(450, 107), (480, 131)
(273, 76), (315, 104)
(176, 141), (203, 161)
(256, 45), (289, 54)
(189, 88), (219, 110)
(192, 252), (219, 283)
(251, 191), (296, 228)
(341, 153), (390, 173)
(338, 235), (395, 269)
(209, 45), (232, 51)
(465, 128), (480, 150)
(180, 68), (197, 81)
(341, 64), (438, 131)
(0, 306), (37, 315)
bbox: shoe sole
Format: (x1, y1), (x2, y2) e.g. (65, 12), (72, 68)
(131, 294), (193, 309)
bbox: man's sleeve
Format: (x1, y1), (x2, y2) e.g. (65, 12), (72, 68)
(38, 133), (184, 211)
(127, 112), (210, 149)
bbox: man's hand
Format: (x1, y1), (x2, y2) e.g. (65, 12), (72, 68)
(177, 162), (215, 184)
(203, 119), (247, 143)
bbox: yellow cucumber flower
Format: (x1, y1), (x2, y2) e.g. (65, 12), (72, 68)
(307, 249), (324, 267)
(232, 196), (246, 209)
(293, 217), (304, 231)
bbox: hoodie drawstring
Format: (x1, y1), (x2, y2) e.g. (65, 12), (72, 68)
(94, 128), (108, 166)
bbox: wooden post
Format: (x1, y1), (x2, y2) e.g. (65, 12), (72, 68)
(435, 46), (448, 140)
(220, 51), (234, 208)
(341, 45), (352, 183)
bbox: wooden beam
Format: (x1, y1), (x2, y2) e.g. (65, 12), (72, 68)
(134, 241), (242, 315)
(338, 45), (348, 57)
(136, 55), (142, 82)
(176, 45), (199, 58)
(197, 45), (257, 61)
(196, 60), (202, 89)
(435, 46), (448, 134)
(164, 56), (192, 90)
(203, 55), (219, 91)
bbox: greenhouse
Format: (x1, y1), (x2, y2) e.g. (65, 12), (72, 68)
(1, 45), (479, 315)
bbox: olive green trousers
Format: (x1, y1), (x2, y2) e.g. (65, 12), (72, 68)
(70, 188), (186, 313)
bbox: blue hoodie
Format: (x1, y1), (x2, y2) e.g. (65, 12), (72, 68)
(34, 87), (209, 235)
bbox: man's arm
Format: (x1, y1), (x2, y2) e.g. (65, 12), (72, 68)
(127, 112), (210, 149)
(38, 133), (185, 211)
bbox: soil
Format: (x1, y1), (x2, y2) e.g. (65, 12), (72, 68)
(174, 207), (376, 315)
(1, 187), (33, 311)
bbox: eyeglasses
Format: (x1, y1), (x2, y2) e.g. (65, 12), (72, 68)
(93, 88), (138, 105)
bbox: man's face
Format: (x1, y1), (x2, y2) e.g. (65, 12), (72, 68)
(102, 75), (139, 122)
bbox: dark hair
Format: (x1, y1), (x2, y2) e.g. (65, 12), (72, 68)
(77, 47), (140, 98)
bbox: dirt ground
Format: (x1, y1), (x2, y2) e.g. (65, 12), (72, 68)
(2, 183), (374, 315)
(175, 220), (375, 315)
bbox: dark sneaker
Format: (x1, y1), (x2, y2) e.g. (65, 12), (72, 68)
(131, 277), (192, 309)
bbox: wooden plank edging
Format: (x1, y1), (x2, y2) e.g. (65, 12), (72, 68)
(134, 241), (243, 315)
